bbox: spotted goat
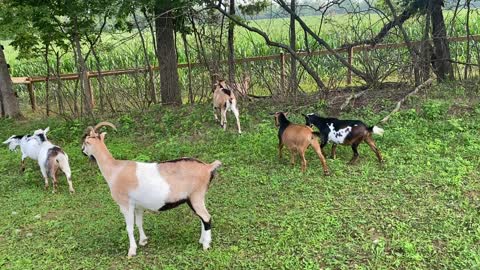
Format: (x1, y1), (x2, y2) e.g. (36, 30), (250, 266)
(81, 122), (222, 257)
(212, 80), (242, 133)
(3, 130), (44, 172)
(303, 113), (384, 164)
(4, 127), (74, 193)
(274, 112), (329, 175)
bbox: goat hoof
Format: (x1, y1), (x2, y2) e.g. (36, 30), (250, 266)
(324, 171), (330, 176)
(139, 238), (148, 246)
(128, 247), (137, 258)
(202, 243), (211, 250)
(69, 189), (75, 194)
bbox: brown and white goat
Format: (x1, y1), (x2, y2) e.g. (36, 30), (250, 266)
(274, 112), (330, 175)
(82, 122), (221, 257)
(213, 80), (242, 133)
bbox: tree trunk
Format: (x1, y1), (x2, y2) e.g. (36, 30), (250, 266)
(155, 6), (181, 105)
(55, 51), (65, 114)
(289, 0), (298, 95)
(45, 42), (50, 116)
(420, 10), (432, 82)
(463, 0), (471, 79)
(181, 32), (194, 104)
(73, 17), (94, 114)
(142, 9), (157, 58)
(134, 11), (157, 104)
(227, 0), (235, 84)
(0, 44), (22, 118)
(430, 0), (454, 81)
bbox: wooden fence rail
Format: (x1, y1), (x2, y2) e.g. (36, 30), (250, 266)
(11, 35), (480, 111)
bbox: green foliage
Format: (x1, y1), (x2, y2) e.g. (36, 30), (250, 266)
(0, 82), (480, 268)
(421, 100), (449, 120)
(239, 0), (270, 16)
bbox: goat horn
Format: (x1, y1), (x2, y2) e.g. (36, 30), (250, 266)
(94, 122), (117, 132)
(82, 126), (95, 140)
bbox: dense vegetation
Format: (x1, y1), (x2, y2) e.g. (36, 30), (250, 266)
(1, 80), (479, 269)
(4, 11), (479, 78)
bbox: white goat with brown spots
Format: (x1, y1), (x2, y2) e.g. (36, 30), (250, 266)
(212, 80), (242, 133)
(4, 127), (74, 193)
(81, 122), (222, 257)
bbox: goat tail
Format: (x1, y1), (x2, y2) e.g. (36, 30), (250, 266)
(208, 160), (222, 183)
(3, 136), (21, 151)
(369, 126), (385, 136)
(56, 153), (72, 179)
(209, 160), (222, 172)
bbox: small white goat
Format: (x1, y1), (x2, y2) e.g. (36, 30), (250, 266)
(34, 130), (74, 194)
(4, 127), (74, 193)
(3, 129), (45, 171)
(212, 80), (242, 133)
(81, 122), (222, 257)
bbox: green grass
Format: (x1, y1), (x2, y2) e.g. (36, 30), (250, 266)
(1, 81), (480, 269)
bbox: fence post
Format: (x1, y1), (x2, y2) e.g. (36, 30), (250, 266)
(347, 47), (354, 85)
(27, 78), (36, 111)
(86, 71), (95, 108)
(280, 52), (286, 94)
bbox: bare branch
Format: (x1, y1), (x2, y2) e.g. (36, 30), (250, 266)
(208, 1), (326, 90)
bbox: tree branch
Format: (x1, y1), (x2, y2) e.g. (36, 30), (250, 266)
(276, 0), (372, 83)
(208, 1), (326, 90)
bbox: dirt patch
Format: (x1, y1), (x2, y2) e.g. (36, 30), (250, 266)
(326, 82), (413, 116)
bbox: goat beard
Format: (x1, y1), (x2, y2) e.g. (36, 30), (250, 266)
(82, 152), (97, 162)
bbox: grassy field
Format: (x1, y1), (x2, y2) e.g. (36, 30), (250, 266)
(1, 80), (480, 269)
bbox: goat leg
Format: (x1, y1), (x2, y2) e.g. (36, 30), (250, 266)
(312, 140), (330, 176)
(121, 205), (137, 258)
(349, 143), (360, 164)
(331, 144), (337, 159)
(365, 137), (384, 164)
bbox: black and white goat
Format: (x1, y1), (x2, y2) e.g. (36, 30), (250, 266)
(303, 113), (384, 164)
(4, 127), (74, 193)
(3, 129), (45, 171)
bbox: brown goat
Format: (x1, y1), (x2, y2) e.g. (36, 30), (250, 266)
(274, 112), (329, 175)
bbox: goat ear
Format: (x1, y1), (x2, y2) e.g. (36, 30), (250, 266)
(99, 132), (107, 141)
(284, 112), (289, 117)
(44, 127), (50, 134)
(3, 136), (14, 144)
